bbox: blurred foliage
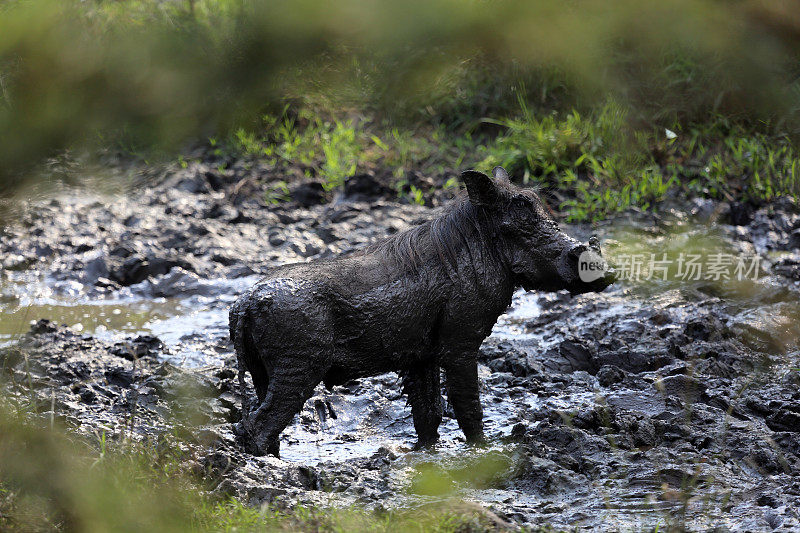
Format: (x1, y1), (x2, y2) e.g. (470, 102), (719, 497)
(409, 451), (520, 497)
(2, 0), (800, 194)
(0, 406), (510, 531)
(0, 407), (200, 531)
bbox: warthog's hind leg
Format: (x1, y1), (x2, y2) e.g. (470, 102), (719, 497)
(247, 356), (324, 458)
(403, 361), (443, 450)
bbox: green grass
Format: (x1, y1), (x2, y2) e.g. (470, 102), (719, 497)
(226, 102), (800, 221)
(474, 100), (674, 220)
(236, 109), (363, 191)
(196, 500), (505, 533)
(666, 120), (800, 203)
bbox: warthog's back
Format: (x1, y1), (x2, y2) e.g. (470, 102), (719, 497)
(232, 253), (451, 373)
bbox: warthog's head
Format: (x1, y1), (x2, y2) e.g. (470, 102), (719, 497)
(463, 167), (615, 294)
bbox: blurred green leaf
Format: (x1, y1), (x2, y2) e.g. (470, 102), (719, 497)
(2, 0), (800, 194)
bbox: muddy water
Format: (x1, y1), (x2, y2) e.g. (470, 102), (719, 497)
(2, 177), (800, 530)
(0, 273), (258, 366)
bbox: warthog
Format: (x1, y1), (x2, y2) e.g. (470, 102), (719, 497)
(230, 167), (613, 456)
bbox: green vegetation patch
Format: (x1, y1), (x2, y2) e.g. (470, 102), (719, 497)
(225, 103), (800, 222)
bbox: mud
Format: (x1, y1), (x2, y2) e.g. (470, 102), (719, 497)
(2, 160), (800, 531)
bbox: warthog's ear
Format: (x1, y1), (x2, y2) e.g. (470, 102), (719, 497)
(492, 166), (510, 183)
(462, 170), (498, 206)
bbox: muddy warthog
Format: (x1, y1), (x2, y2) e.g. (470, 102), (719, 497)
(230, 167), (614, 456)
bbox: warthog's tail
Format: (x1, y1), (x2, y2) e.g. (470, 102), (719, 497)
(229, 299), (254, 421)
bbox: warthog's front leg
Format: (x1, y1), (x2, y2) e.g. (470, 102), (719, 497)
(444, 357), (486, 445)
(402, 361), (443, 449)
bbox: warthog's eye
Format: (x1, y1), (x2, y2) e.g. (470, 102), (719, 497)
(502, 196), (538, 234)
(510, 195), (533, 213)
(510, 195), (547, 222)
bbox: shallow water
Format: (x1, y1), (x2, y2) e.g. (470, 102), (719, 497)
(0, 271), (259, 365)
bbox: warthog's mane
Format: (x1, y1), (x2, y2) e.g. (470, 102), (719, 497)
(366, 180), (546, 275)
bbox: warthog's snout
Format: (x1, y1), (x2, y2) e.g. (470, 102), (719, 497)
(562, 239), (615, 294)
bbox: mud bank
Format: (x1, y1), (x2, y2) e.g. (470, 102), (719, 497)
(2, 162), (800, 531)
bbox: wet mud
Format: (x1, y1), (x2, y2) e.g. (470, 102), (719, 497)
(2, 162), (800, 530)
